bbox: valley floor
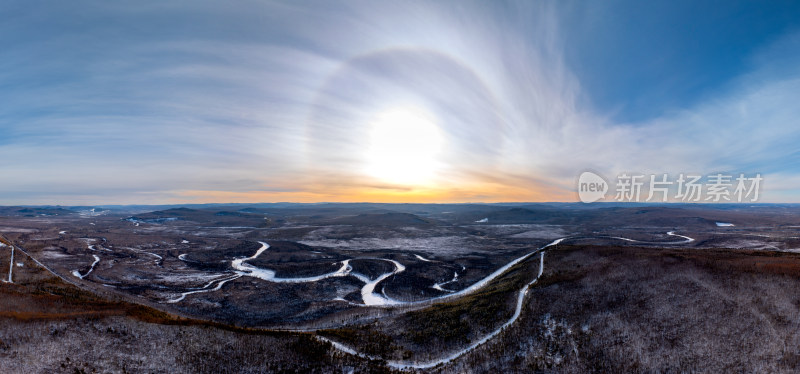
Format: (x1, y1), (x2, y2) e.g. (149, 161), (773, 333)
(5, 242), (800, 373)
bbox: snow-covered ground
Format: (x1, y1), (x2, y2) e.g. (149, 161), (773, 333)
(228, 241), (554, 307)
(227, 237), (577, 308)
(155, 272), (228, 285)
(300, 235), (480, 255)
(40, 249), (72, 259)
(168, 231), (695, 312)
(326, 233), (696, 368)
(509, 225), (568, 239)
(330, 243), (557, 370)
(385, 238), (564, 307)
(0, 227), (36, 233)
(388, 251), (548, 370)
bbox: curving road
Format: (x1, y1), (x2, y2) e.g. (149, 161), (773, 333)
(4, 244), (14, 283)
(166, 231), (695, 369)
(323, 232), (695, 370)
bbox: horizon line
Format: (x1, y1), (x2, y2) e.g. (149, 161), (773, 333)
(3, 201), (797, 208)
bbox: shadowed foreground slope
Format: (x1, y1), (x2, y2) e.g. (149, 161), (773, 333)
(441, 245), (800, 373)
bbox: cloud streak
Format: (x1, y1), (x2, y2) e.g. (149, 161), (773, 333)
(1, 1), (799, 204)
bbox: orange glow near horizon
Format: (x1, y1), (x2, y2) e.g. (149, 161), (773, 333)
(170, 180), (573, 205)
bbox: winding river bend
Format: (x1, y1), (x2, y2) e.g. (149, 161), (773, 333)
(229, 242), (407, 306)
(225, 240), (558, 308)
(72, 255), (100, 280)
(167, 274), (242, 303)
(221, 239), (567, 308)
(172, 231), (694, 308)
(232, 243), (354, 283)
(167, 231), (695, 370)
(321, 232), (695, 370)
(321, 238), (562, 370)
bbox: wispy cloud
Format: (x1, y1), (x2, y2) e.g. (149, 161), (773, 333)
(1, 1), (799, 204)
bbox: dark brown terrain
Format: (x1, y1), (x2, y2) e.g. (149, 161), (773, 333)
(2, 203), (800, 372)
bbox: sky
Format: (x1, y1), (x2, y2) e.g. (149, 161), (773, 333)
(2, 0), (800, 205)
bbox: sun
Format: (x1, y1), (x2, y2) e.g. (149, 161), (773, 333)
(364, 107), (444, 185)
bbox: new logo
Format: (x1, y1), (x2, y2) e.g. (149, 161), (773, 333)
(577, 171), (608, 203)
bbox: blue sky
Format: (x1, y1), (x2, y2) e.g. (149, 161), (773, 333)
(2, 1), (800, 204)
(560, 0), (800, 123)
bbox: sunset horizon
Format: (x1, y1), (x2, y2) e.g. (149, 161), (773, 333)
(4, 1), (800, 205)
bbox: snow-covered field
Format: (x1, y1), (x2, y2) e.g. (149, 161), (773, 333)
(300, 236), (481, 255)
(477, 224), (568, 238)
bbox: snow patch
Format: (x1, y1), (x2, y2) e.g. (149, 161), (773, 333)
(414, 254), (434, 262)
